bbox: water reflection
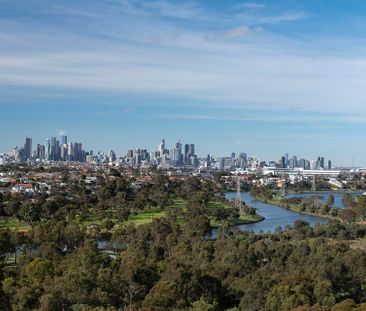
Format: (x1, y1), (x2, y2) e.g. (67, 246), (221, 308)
(222, 192), (327, 234)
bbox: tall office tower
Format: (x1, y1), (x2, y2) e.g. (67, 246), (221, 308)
(126, 149), (133, 158)
(321, 157), (325, 169)
(73, 143), (83, 162)
(50, 137), (57, 161)
(45, 139), (50, 160)
(36, 144), (45, 160)
(141, 149), (148, 161)
(328, 160), (332, 170)
(67, 143), (73, 161)
(292, 155), (298, 168)
(231, 152), (236, 167)
(149, 151), (156, 162)
(36, 144), (40, 159)
(158, 139), (165, 156)
(305, 160), (311, 170)
(184, 143), (195, 165)
(288, 158), (295, 169)
(109, 149), (116, 162)
(310, 160), (317, 170)
(24, 137), (32, 160)
(61, 135), (67, 145)
(184, 144), (189, 164)
(175, 141), (183, 166)
(56, 140), (61, 161)
(170, 143), (182, 166)
(285, 153), (289, 168)
(61, 144), (68, 161)
(205, 154), (212, 167)
(132, 148), (141, 165)
(217, 157), (225, 170)
(298, 158), (306, 169)
(238, 153), (248, 168)
(280, 156), (286, 168)
(13, 146), (20, 162)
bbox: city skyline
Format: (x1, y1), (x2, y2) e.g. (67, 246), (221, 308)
(1, 134), (335, 172)
(2, 1), (366, 165)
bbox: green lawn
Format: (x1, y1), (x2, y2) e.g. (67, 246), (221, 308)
(0, 198), (262, 232)
(121, 199), (263, 227)
(0, 217), (31, 232)
(123, 209), (168, 225)
(207, 201), (231, 209)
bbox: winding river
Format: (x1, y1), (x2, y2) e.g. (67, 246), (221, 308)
(222, 191), (327, 234)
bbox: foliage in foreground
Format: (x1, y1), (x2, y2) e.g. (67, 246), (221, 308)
(1, 219), (366, 310)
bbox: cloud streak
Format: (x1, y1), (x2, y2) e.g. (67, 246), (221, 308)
(0, 0), (365, 115)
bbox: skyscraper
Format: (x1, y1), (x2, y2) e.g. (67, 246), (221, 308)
(184, 143), (195, 165)
(36, 144), (45, 160)
(50, 137), (57, 161)
(24, 137), (32, 160)
(45, 139), (50, 160)
(73, 143), (83, 162)
(158, 139), (165, 156)
(61, 135), (67, 145)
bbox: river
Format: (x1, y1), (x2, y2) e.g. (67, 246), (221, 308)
(220, 191), (327, 234)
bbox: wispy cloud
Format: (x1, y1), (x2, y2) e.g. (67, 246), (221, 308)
(206, 25), (263, 41)
(244, 3), (266, 10)
(233, 10), (307, 25)
(119, 0), (205, 19)
(0, 0), (365, 116)
(156, 112), (366, 125)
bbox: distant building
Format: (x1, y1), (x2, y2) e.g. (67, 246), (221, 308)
(24, 137), (32, 160)
(61, 135), (67, 145)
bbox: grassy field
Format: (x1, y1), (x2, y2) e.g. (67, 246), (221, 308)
(0, 198), (263, 231)
(121, 198), (263, 227)
(0, 217), (31, 232)
(123, 209), (168, 225)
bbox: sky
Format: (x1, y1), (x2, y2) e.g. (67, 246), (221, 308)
(1, 0), (366, 166)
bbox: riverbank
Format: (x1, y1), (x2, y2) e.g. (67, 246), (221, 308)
(254, 195), (338, 221)
(211, 213), (265, 228)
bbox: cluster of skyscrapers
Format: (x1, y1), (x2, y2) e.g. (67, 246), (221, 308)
(277, 153), (332, 170)
(3, 137), (333, 171)
(124, 140), (198, 167)
(13, 136), (86, 162)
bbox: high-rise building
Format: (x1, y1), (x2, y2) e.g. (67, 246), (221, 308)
(285, 153), (289, 168)
(170, 142), (183, 166)
(158, 139), (165, 157)
(280, 156), (286, 168)
(50, 137), (57, 161)
(61, 135), (67, 145)
(67, 143), (73, 161)
(328, 160), (332, 170)
(61, 144), (68, 161)
(24, 137), (32, 160)
(45, 139), (50, 160)
(109, 149), (116, 162)
(126, 149), (133, 158)
(184, 143), (195, 165)
(73, 143), (83, 162)
(36, 144), (45, 160)
(298, 158), (306, 169)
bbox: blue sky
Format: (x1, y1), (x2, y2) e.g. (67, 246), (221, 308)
(1, 0), (366, 165)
